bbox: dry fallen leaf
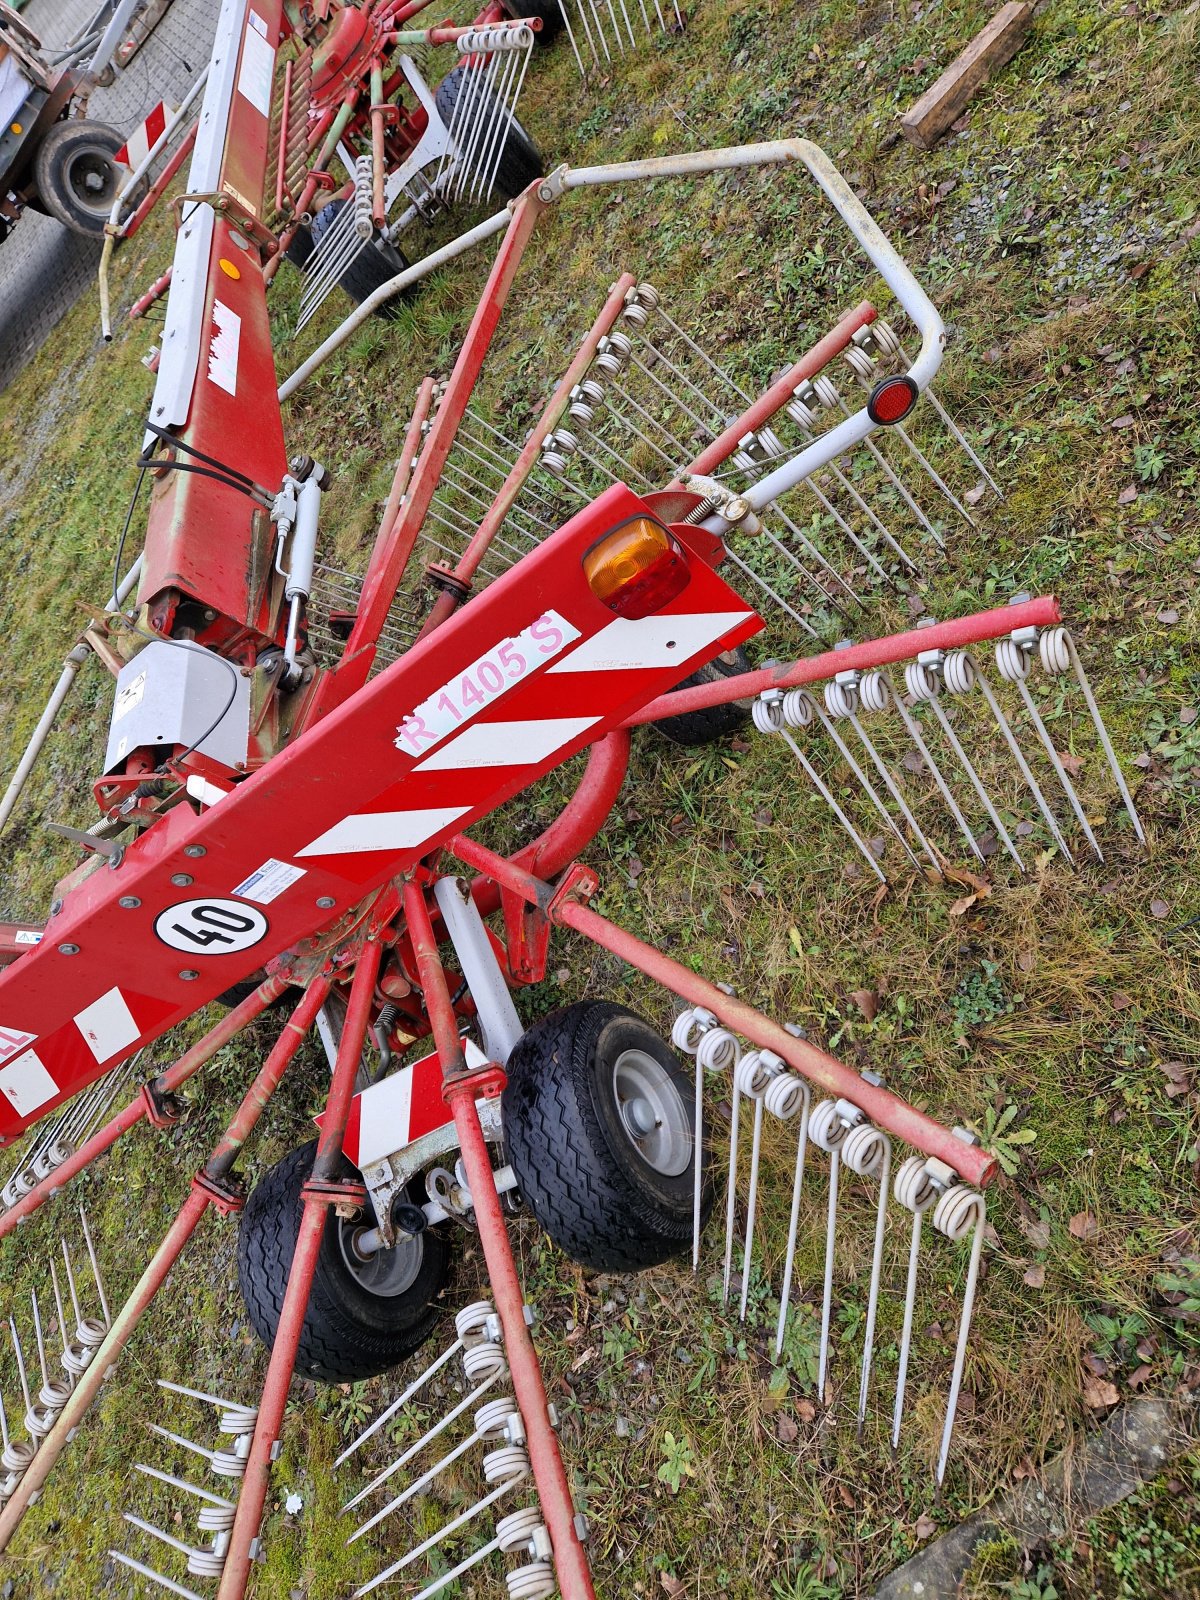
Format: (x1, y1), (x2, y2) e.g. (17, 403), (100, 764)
(1159, 1060), (1192, 1098)
(1017, 1213), (1051, 1251)
(949, 893), (980, 917)
(850, 988), (878, 1022)
(1118, 484), (1137, 504)
(1058, 751), (1084, 778)
(796, 1398), (816, 1423)
(776, 1413), (799, 1444)
(1082, 1373), (1120, 1409)
(1150, 898), (1171, 919)
(914, 1512), (937, 1540)
(1069, 1210), (1100, 1242)
(660, 1573), (686, 1598)
(1023, 1263), (1046, 1289)
(1127, 1362), (1153, 1389)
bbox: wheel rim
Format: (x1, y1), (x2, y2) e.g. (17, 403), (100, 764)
(337, 1220), (425, 1298)
(612, 1047), (692, 1177)
(63, 145), (121, 218)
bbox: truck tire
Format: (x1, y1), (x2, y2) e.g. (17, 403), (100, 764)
(502, 1002), (706, 1272)
(434, 64), (543, 200)
(34, 120), (126, 237)
(237, 1141), (451, 1383)
(654, 646), (753, 746)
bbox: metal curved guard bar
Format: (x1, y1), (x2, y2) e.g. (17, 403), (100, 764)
(279, 140), (945, 416)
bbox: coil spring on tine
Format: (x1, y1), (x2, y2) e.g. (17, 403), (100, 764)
(995, 635), (1032, 682)
(696, 1026), (739, 1075)
(734, 1050), (780, 1099)
(508, 1564), (556, 1599)
(787, 395), (819, 430)
(1040, 626), (1071, 674)
(197, 1504), (236, 1534)
(463, 1342), (509, 1381)
(762, 1071), (807, 1120)
(808, 1098), (850, 1152)
(670, 1007), (707, 1052)
(1, 1441), (34, 1476)
(812, 374), (841, 409)
(905, 660), (940, 702)
(943, 650), (976, 696)
(782, 688), (816, 728)
(840, 1120), (886, 1178)
(859, 670), (890, 714)
(476, 1397), (520, 1437)
(893, 1154), (939, 1212)
(843, 345), (877, 382)
(483, 1443), (530, 1484)
(871, 319), (905, 358)
(187, 1542), (230, 1578)
(497, 1506), (544, 1552)
(932, 1183), (985, 1240)
(751, 695), (784, 735)
(217, 1404), (259, 1437)
(824, 679), (858, 719)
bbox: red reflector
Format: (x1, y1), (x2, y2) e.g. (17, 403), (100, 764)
(867, 374), (919, 426)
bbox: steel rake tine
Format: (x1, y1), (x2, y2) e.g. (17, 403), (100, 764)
(616, 0), (638, 48)
(341, 1369), (503, 1511)
(471, 41), (518, 205)
(61, 1239), (84, 1331)
(9, 1319), (32, 1419)
(722, 548), (822, 641)
(808, 694), (925, 873)
(891, 420), (977, 527)
(739, 1094), (767, 1321)
(773, 1085), (812, 1359)
(146, 1422), (220, 1464)
(348, 1425), (481, 1543)
(133, 1463), (235, 1507)
(157, 1378), (255, 1414)
(109, 1550), (204, 1600)
(882, 326), (1003, 497)
(602, 0), (625, 53)
(755, 523), (842, 612)
(460, 52), (502, 202)
(79, 1207), (110, 1327)
(966, 652), (1075, 861)
(354, 1459), (527, 1597)
(842, 707), (943, 877)
(557, 0), (586, 73)
(30, 1292), (48, 1394)
(335, 1336), (466, 1466)
(994, 638), (1103, 860)
(124, 1511), (202, 1561)
(774, 507), (864, 608)
(851, 1130), (891, 1440)
(890, 1156), (939, 1452)
(817, 1146), (839, 1402)
(1054, 628), (1146, 844)
(932, 1186), (987, 1487)
(819, 457), (917, 575)
(869, 671), (994, 869)
(756, 695), (887, 884)
(720, 1068), (744, 1306)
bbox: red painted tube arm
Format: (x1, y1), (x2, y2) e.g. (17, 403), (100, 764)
(625, 597), (1063, 727)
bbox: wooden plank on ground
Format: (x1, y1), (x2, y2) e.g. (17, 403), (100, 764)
(900, 1), (1034, 151)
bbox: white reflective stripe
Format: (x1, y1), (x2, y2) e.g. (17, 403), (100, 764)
(74, 988), (139, 1064)
(548, 611), (753, 673)
(413, 716), (600, 772)
(296, 807), (471, 858)
(0, 1049), (58, 1115)
(355, 1066), (414, 1167)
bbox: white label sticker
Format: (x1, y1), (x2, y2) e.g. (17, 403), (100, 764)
(0, 1049), (58, 1115)
(236, 22), (275, 118)
(207, 300), (240, 396)
(233, 858), (307, 906)
(74, 988), (140, 1064)
(13, 932), (40, 947)
(247, 7), (268, 36)
(394, 610), (580, 759)
(0, 1025), (37, 1066)
(155, 897), (268, 955)
(113, 670), (146, 724)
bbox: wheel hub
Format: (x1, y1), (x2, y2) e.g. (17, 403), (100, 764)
(612, 1047), (691, 1177)
(337, 1219), (424, 1298)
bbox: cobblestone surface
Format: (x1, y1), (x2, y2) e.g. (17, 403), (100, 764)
(0, 0), (214, 390)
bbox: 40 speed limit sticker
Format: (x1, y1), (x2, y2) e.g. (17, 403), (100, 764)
(154, 897), (269, 955)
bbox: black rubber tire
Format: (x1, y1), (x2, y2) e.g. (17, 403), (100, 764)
(237, 1140), (451, 1383)
(433, 64), (544, 200)
(502, 1001), (707, 1272)
(500, 0), (565, 43)
(654, 646), (753, 747)
(306, 199), (412, 320)
(33, 119), (127, 236)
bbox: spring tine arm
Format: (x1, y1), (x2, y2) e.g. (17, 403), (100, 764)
(721, 1084), (742, 1306)
(340, 1370), (502, 1511)
(348, 1424), (482, 1542)
(1063, 631), (1146, 843)
(109, 1550), (204, 1600)
(881, 676), (993, 867)
(847, 714), (942, 876)
(855, 1138), (891, 1439)
(817, 1148), (839, 1402)
(1016, 678), (1103, 860)
(335, 1337), (465, 1466)
(738, 1096), (767, 1322)
(79, 1208), (110, 1327)
(966, 654), (1075, 860)
(773, 718), (887, 883)
(934, 1191), (986, 1486)
(773, 1094), (812, 1359)
(809, 698), (923, 872)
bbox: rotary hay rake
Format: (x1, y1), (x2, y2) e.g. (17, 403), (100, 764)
(0, 2), (1150, 1594)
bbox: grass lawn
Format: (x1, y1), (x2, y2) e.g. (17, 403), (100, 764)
(0, 0), (1198, 1596)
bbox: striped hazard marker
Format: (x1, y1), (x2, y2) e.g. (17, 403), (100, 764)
(115, 101), (173, 170)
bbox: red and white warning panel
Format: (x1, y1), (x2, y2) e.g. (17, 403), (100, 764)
(115, 101), (173, 170)
(0, 485), (760, 1142)
(317, 1041), (475, 1166)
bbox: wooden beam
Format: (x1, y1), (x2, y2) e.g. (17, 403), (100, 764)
(900, 1), (1034, 151)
